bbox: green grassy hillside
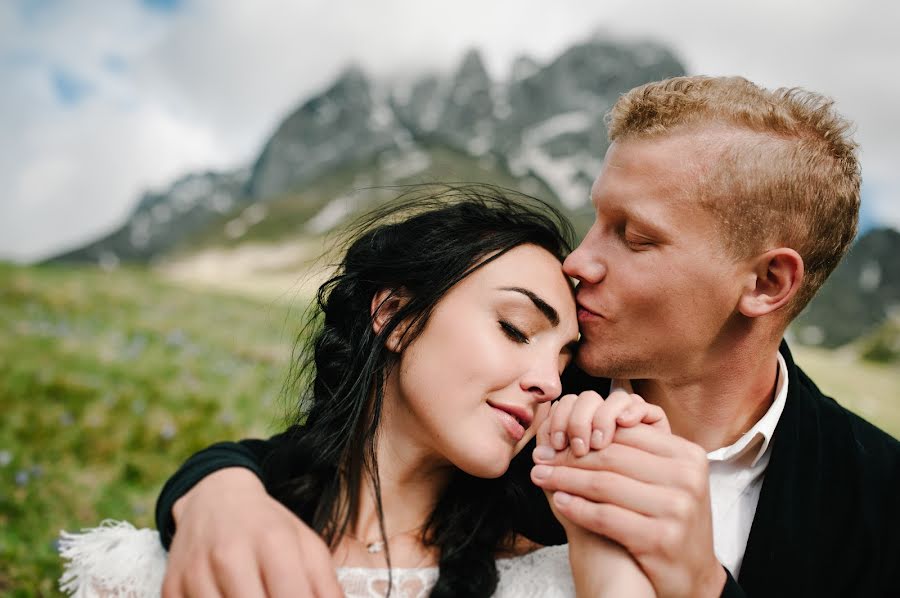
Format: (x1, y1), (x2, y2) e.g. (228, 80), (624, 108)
(1, 263), (896, 594)
(790, 345), (900, 434)
(0, 264), (298, 595)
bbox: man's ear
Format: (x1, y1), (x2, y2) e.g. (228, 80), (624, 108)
(737, 248), (804, 318)
(371, 287), (411, 352)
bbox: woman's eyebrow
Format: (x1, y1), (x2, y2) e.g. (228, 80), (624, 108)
(496, 287), (559, 326)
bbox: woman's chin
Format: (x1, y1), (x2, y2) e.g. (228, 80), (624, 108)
(456, 447), (514, 479)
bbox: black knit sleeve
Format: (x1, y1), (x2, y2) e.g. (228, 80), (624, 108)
(154, 430), (293, 549)
(506, 438), (567, 546)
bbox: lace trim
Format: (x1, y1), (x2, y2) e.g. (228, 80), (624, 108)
(338, 567), (439, 598)
(59, 520), (166, 598)
(336, 545), (573, 597)
(59, 523), (575, 597)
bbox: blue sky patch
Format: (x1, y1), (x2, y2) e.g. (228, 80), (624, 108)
(17, 0), (59, 26)
(858, 183), (880, 236)
(103, 54), (129, 75)
(142, 0), (183, 13)
(51, 67), (91, 106)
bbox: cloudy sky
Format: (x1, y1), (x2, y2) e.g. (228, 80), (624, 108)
(2, 0), (898, 262)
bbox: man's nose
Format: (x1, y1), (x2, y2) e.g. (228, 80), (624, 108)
(563, 241), (606, 284)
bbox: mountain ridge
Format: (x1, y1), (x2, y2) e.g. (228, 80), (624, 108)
(44, 36), (899, 353)
(49, 35), (687, 264)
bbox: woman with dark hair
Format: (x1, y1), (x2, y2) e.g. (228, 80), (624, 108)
(60, 185), (663, 597)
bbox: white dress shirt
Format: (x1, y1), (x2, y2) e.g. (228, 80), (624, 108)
(612, 352), (789, 578)
(707, 352), (788, 577)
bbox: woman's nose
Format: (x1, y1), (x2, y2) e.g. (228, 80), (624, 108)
(521, 361), (563, 403)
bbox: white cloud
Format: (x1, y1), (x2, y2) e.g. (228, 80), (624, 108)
(1, 0), (898, 261)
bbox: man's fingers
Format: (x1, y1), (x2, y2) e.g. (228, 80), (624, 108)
(566, 391), (604, 456)
(296, 530), (344, 598)
(180, 565), (226, 598)
(161, 567), (183, 598)
(613, 424), (705, 460)
(550, 492), (656, 556)
(212, 553), (268, 598)
(532, 463), (673, 516)
(533, 442), (684, 487)
(261, 557), (316, 598)
(303, 565), (345, 598)
(243, 532), (310, 598)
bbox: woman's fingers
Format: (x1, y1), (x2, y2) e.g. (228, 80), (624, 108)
(613, 393), (646, 426)
(549, 394), (577, 450)
(535, 402), (555, 447)
(638, 403), (671, 433)
(536, 390), (672, 470)
(589, 390), (636, 450)
(566, 391), (604, 456)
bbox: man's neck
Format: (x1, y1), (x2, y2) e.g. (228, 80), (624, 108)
(632, 344), (782, 452)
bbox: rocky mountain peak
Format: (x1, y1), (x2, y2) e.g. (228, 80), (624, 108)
(328, 64), (371, 99)
(454, 49), (491, 85)
(793, 227), (900, 347)
(245, 62), (400, 199)
(510, 54), (540, 81)
(50, 34), (689, 263)
(437, 48), (497, 153)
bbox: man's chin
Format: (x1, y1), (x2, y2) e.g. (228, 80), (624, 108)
(575, 350), (645, 380)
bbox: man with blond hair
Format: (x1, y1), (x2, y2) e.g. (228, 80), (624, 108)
(152, 76), (899, 597)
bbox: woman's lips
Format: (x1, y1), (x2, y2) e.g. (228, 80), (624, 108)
(490, 406), (526, 441)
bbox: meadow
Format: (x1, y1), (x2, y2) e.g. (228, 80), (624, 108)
(1, 263), (897, 595)
(0, 264), (299, 595)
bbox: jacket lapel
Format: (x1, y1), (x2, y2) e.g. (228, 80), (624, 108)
(738, 342), (863, 596)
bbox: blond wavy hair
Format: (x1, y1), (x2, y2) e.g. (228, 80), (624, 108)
(606, 76), (860, 317)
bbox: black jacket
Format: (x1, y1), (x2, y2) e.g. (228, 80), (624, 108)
(155, 342), (899, 597)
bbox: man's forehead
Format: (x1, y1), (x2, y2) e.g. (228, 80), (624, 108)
(592, 140), (698, 202)
(602, 125), (781, 212)
(589, 135), (721, 229)
(604, 124), (767, 167)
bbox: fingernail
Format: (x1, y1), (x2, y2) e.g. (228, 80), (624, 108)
(571, 437), (586, 456)
(553, 491), (573, 506)
(532, 465), (553, 480)
(590, 430), (604, 448)
(533, 445), (556, 462)
(552, 431), (566, 450)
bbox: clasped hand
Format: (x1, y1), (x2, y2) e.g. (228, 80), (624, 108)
(530, 390), (726, 598)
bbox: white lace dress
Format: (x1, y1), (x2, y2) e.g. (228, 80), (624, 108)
(59, 521), (575, 598)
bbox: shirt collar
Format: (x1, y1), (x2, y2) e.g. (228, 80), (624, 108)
(610, 352), (790, 467)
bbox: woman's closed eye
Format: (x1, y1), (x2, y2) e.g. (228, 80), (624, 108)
(499, 320), (529, 344)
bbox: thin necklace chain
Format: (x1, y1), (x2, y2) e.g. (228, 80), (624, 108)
(345, 523), (426, 554)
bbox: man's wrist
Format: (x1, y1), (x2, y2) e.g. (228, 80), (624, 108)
(700, 563), (728, 598)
